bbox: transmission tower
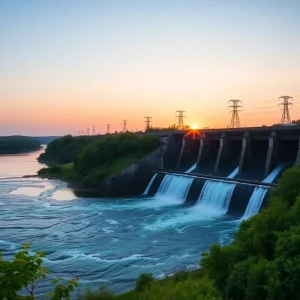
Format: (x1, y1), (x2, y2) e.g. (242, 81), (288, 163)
(228, 99), (242, 128)
(278, 96), (293, 124)
(144, 116), (152, 131)
(176, 110), (186, 130)
(92, 126), (96, 136)
(122, 120), (128, 132)
(86, 128), (90, 136)
(107, 124), (110, 134)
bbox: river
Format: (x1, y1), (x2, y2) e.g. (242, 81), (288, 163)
(0, 148), (239, 296)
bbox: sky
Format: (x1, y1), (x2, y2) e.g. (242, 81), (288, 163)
(1, 0), (300, 136)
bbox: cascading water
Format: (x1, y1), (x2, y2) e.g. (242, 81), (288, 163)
(242, 187), (268, 220)
(185, 163), (197, 173)
(227, 166), (239, 179)
(263, 164), (285, 183)
(242, 163), (285, 220)
(143, 173), (158, 195)
(196, 180), (236, 213)
(155, 174), (194, 203)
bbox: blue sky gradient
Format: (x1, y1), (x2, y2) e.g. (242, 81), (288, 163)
(1, 0), (300, 135)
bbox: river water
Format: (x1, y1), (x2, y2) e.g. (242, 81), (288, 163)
(0, 148), (239, 296)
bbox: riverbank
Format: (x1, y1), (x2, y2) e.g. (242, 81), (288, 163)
(38, 134), (160, 191)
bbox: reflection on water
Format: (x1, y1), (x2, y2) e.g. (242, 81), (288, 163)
(0, 147), (46, 178)
(10, 182), (56, 197)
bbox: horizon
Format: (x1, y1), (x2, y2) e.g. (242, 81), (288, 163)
(1, 0), (300, 136)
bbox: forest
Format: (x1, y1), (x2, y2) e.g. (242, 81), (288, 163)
(38, 134), (160, 188)
(0, 136), (41, 154)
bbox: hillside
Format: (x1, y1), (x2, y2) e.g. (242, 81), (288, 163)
(38, 134), (160, 189)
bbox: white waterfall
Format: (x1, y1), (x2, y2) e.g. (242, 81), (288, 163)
(227, 166), (239, 179)
(155, 174), (193, 203)
(185, 163), (197, 173)
(263, 164), (285, 183)
(196, 180), (236, 213)
(242, 187), (268, 220)
(143, 173), (158, 195)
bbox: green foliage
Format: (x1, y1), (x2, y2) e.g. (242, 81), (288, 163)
(39, 134), (160, 188)
(172, 269), (190, 283)
(0, 243), (78, 299)
(266, 225), (300, 300)
(272, 166), (300, 206)
(138, 277), (222, 300)
(77, 286), (114, 300)
(198, 166), (300, 299)
(38, 135), (91, 165)
(135, 273), (155, 292)
(75, 134), (159, 175)
(0, 136), (40, 154)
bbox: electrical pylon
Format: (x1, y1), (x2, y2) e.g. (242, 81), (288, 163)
(86, 128), (90, 136)
(176, 110), (186, 130)
(107, 124), (110, 134)
(144, 117), (152, 131)
(228, 99), (242, 128)
(122, 120), (127, 132)
(278, 96), (293, 124)
(92, 126), (96, 135)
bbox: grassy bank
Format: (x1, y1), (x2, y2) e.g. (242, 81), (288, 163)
(38, 134), (160, 189)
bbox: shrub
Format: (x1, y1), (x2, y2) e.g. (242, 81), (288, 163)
(77, 286), (114, 300)
(135, 273), (155, 292)
(138, 277), (222, 300)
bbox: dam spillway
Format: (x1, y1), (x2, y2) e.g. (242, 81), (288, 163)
(143, 167), (281, 219)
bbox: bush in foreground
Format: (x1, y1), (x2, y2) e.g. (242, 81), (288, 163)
(0, 243), (78, 299)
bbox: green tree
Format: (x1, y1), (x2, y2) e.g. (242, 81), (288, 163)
(266, 225), (300, 300)
(135, 273), (155, 292)
(0, 243), (78, 299)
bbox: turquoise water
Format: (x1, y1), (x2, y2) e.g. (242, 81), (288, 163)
(0, 149), (239, 295)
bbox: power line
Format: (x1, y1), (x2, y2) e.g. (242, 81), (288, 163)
(228, 99), (242, 128)
(122, 120), (127, 132)
(107, 124), (110, 134)
(176, 110), (186, 130)
(144, 116), (152, 131)
(278, 95), (293, 124)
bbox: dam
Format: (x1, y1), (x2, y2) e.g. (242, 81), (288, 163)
(138, 125), (300, 220)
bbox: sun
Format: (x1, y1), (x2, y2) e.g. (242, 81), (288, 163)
(191, 124), (198, 129)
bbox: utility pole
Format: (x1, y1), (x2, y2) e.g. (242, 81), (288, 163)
(228, 99), (242, 128)
(144, 116), (152, 131)
(176, 110), (186, 130)
(86, 128), (90, 136)
(122, 120), (127, 132)
(279, 96), (293, 124)
(107, 124), (110, 134)
(92, 126), (96, 136)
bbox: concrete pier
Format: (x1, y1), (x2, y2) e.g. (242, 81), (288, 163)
(214, 133), (229, 172)
(264, 131), (278, 177)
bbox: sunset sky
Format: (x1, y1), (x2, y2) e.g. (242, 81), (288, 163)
(1, 0), (300, 136)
